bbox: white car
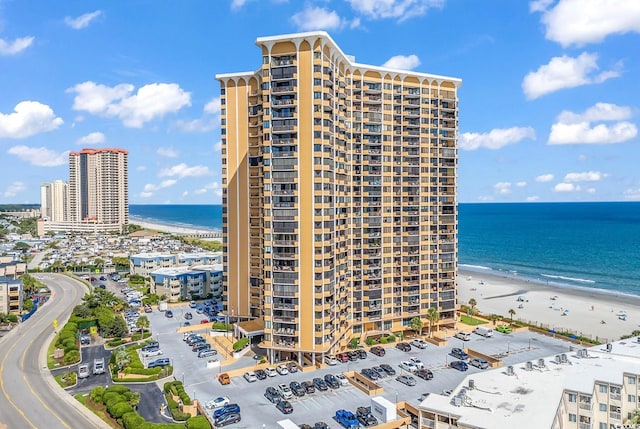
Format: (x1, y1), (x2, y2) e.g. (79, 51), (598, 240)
(324, 355), (338, 366)
(141, 349), (163, 358)
(409, 357), (425, 369)
(205, 396), (230, 409)
(243, 371), (258, 382)
(335, 373), (349, 386)
(277, 383), (293, 399)
(411, 338), (428, 349)
(276, 364), (289, 375)
(78, 364), (90, 379)
(265, 367), (278, 377)
(399, 360), (417, 372)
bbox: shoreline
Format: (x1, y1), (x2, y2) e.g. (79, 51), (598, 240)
(129, 217), (222, 237)
(458, 268), (639, 342)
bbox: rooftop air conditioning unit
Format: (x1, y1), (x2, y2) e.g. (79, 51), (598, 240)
(606, 343), (613, 352)
(555, 354), (562, 364)
(561, 353), (568, 363)
(453, 396), (462, 407)
(538, 358), (546, 368)
(576, 349), (584, 358)
(636, 337), (640, 343)
(526, 361), (533, 371)
(506, 365), (514, 376)
(469, 379), (475, 390)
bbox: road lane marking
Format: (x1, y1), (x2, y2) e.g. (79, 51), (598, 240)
(0, 337), (38, 428)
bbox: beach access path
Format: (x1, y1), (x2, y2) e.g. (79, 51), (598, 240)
(458, 269), (639, 342)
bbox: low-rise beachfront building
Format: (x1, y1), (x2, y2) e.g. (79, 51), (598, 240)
(0, 277), (23, 315)
(0, 261), (27, 279)
(416, 339), (640, 429)
(129, 253), (177, 276)
(177, 252), (223, 267)
(149, 263), (223, 302)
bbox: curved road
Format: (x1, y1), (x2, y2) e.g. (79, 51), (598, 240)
(0, 274), (108, 429)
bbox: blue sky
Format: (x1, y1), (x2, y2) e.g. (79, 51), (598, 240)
(1, 0), (639, 204)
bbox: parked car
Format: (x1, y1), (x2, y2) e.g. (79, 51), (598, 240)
(218, 373), (231, 385)
(347, 351), (359, 361)
(142, 341), (159, 350)
(396, 374), (417, 386)
(198, 349), (217, 359)
(372, 366), (387, 378)
(313, 377), (328, 391)
(93, 358), (105, 374)
(360, 368), (379, 380)
(287, 362), (299, 373)
(276, 400), (294, 414)
(474, 326), (494, 337)
(184, 312), (192, 320)
(255, 369), (267, 380)
(335, 373), (349, 386)
(147, 358), (170, 368)
(80, 335), (91, 345)
(265, 367), (278, 377)
(165, 310), (173, 318)
(189, 300), (197, 308)
(399, 361), (417, 372)
(213, 403), (240, 419)
(357, 349), (368, 359)
(325, 355), (338, 366)
(277, 383), (293, 399)
(380, 363), (396, 375)
(496, 325), (513, 334)
(415, 368), (434, 380)
(192, 343), (211, 353)
(303, 380), (316, 394)
(289, 381), (306, 397)
(206, 396), (230, 409)
(356, 406), (378, 427)
(455, 331), (472, 341)
(276, 364), (289, 375)
(451, 348), (469, 360)
(78, 364), (90, 379)
(336, 352), (350, 363)
(214, 412), (240, 427)
(243, 371), (258, 382)
(411, 338), (429, 349)
(314, 423), (329, 429)
(396, 342), (412, 352)
(409, 357), (425, 369)
(335, 409), (359, 428)
(451, 360), (469, 371)
(469, 358), (489, 369)
(141, 348), (163, 358)
(264, 387), (281, 403)
(324, 374), (340, 389)
(369, 346), (385, 356)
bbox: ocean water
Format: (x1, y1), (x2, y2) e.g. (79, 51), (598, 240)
(131, 202), (640, 297)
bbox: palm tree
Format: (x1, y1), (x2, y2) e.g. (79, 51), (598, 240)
(426, 307), (439, 337)
(410, 316), (423, 336)
(508, 308), (516, 324)
(468, 298), (477, 315)
(136, 316), (150, 338)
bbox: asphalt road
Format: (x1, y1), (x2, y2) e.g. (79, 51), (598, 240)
(0, 274), (109, 429)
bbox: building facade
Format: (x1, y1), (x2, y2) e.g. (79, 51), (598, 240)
(149, 264), (223, 302)
(0, 277), (23, 315)
(217, 32), (461, 362)
(67, 148), (129, 230)
(130, 253), (178, 277)
(40, 180), (67, 222)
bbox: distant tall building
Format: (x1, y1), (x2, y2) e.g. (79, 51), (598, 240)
(40, 179), (67, 222)
(68, 148), (129, 227)
(217, 32), (461, 363)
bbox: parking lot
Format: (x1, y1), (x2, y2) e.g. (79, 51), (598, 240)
(142, 307), (578, 428)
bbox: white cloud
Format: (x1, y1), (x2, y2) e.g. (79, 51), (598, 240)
(516, 181), (527, 187)
(494, 182), (512, 195)
(382, 54), (421, 70)
(76, 131), (105, 145)
(529, 0), (554, 12)
(3, 181), (26, 198)
(136, 165), (147, 171)
(623, 188), (640, 200)
(347, 0), (444, 21)
(0, 101), (64, 139)
(231, 0), (248, 9)
(64, 10), (102, 29)
(522, 52), (621, 99)
(564, 171), (607, 182)
(158, 163), (212, 178)
(459, 126), (535, 150)
(548, 103), (638, 145)
(204, 97), (221, 115)
(0, 36), (35, 55)
(175, 97), (220, 133)
(7, 145), (68, 167)
(143, 179), (177, 192)
(535, 0), (640, 47)
(182, 191), (189, 197)
(140, 191), (153, 198)
(291, 6), (345, 31)
(157, 147), (179, 158)
(554, 182), (580, 192)
(526, 195), (540, 201)
(586, 187), (596, 194)
(536, 173), (555, 182)
(213, 140), (223, 152)
(194, 181), (222, 198)
(68, 81), (191, 128)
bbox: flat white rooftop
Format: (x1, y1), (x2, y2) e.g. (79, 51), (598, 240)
(420, 338), (640, 429)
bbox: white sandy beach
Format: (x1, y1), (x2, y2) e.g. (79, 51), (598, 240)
(458, 269), (640, 343)
(130, 218), (222, 238)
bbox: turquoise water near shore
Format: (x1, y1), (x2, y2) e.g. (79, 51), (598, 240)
(130, 202), (640, 297)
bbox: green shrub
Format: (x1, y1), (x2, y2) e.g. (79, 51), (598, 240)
(163, 381), (173, 394)
(211, 322), (231, 331)
(107, 338), (124, 347)
(387, 335), (396, 342)
(123, 367), (162, 376)
(365, 338), (375, 346)
(90, 386), (105, 405)
(106, 385), (130, 394)
(63, 350), (80, 365)
(379, 336), (388, 344)
(232, 337), (249, 351)
(186, 415), (211, 429)
(166, 397), (178, 409)
(108, 401), (133, 419)
(103, 392), (126, 409)
(122, 411), (145, 429)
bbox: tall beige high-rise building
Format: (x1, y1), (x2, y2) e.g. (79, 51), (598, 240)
(67, 148), (129, 229)
(217, 32), (461, 363)
(40, 179), (67, 222)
